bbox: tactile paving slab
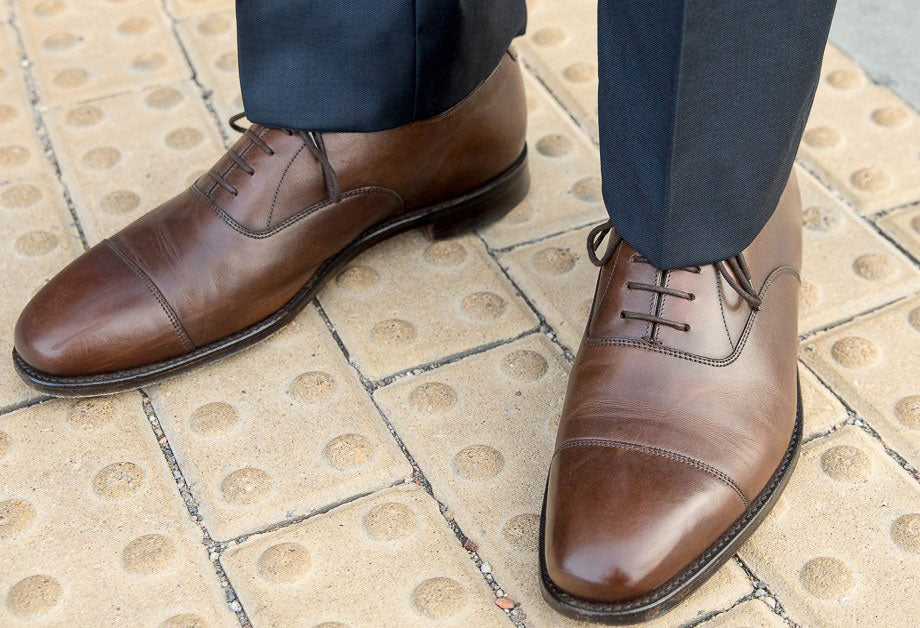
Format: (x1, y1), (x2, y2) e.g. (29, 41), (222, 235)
(477, 70), (606, 250)
(165, 0), (233, 20)
(0, 174), (81, 409)
(499, 225), (596, 351)
(877, 204), (920, 262)
(44, 81), (224, 243)
(221, 484), (508, 627)
(799, 46), (920, 213)
(0, 394), (234, 626)
(175, 10), (242, 125)
(318, 231), (538, 380)
(698, 599), (786, 628)
(13, 0), (189, 105)
(801, 296), (920, 470)
(0, 26), (48, 182)
(147, 306), (411, 541)
(797, 167), (920, 333)
(515, 0), (599, 140)
(739, 426), (920, 626)
(800, 366), (848, 440)
(374, 334), (752, 627)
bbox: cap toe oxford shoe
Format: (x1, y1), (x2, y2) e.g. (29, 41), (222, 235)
(13, 52), (529, 396)
(541, 174), (803, 623)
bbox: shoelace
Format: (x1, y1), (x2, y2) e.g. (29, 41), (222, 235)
(587, 220), (763, 332)
(205, 112), (342, 203)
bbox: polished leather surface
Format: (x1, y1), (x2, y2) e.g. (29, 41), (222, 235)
(544, 174), (802, 602)
(15, 52), (527, 376)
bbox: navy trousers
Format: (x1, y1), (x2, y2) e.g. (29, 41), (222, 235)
(236, 0), (836, 268)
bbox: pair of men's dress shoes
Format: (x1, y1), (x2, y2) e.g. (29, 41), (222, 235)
(14, 52), (802, 623)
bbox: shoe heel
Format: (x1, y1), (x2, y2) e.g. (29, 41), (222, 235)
(424, 148), (530, 240)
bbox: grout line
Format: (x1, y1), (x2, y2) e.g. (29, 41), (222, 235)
(310, 299), (528, 626)
(797, 294), (910, 342)
(366, 325), (543, 389)
(475, 230), (577, 361)
(4, 0), (89, 249)
(797, 361), (920, 483)
(869, 213), (920, 268)
(731, 555), (799, 627)
(0, 392), (52, 417)
(155, 0), (231, 146)
(485, 217), (601, 256)
(218, 480), (409, 547)
(518, 54), (599, 148)
(138, 390), (254, 627)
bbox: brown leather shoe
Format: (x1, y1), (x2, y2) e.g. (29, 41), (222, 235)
(13, 52), (528, 396)
(540, 174), (803, 623)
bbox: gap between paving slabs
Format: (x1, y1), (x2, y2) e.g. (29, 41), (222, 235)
(138, 310), (539, 626)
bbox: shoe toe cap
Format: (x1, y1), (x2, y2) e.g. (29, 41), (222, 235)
(543, 442), (747, 603)
(14, 241), (190, 377)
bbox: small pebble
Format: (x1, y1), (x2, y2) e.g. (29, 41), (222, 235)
(480, 562), (492, 574)
(764, 597), (777, 609)
(463, 539), (478, 552)
(229, 601), (242, 612)
(496, 597), (515, 610)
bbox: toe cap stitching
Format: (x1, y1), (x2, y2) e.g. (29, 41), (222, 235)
(559, 438), (750, 507)
(104, 239), (196, 353)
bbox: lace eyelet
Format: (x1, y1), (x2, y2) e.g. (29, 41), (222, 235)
(619, 312), (626, 319)
(682, 324), (691, 332)
(687, 293), (696, 300)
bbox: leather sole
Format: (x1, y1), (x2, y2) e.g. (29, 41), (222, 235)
(13, 148), (530, 397)
(538, 377), (803, 624)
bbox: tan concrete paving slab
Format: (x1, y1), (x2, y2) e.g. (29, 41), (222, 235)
(318, 230), (539, 380)
(800, 366), (848, 440)
(499, 225), (596, 351)
(877, 204), (920, 262)
(221, 484), (508, 627)
(799, 46), (920, 213)
(515, 0), (600, 140)
(739, 426), (920, 627)
(801, 296), (920, 471)
(797, 167), (920, 333)
(13, 0), (189, 105)
(374, 334), (753, 627)
(0, 394), (234, 626)
(175, 10), (242, 126)
(698, 599), (786, 628)
(0, 174), (81, 409)
(476, 70), (606, 250)
(148, 305), (412, 541)
(44, 81), (224, 243)
(166, 0), (233, 20)
(0, 25), (49, 182)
